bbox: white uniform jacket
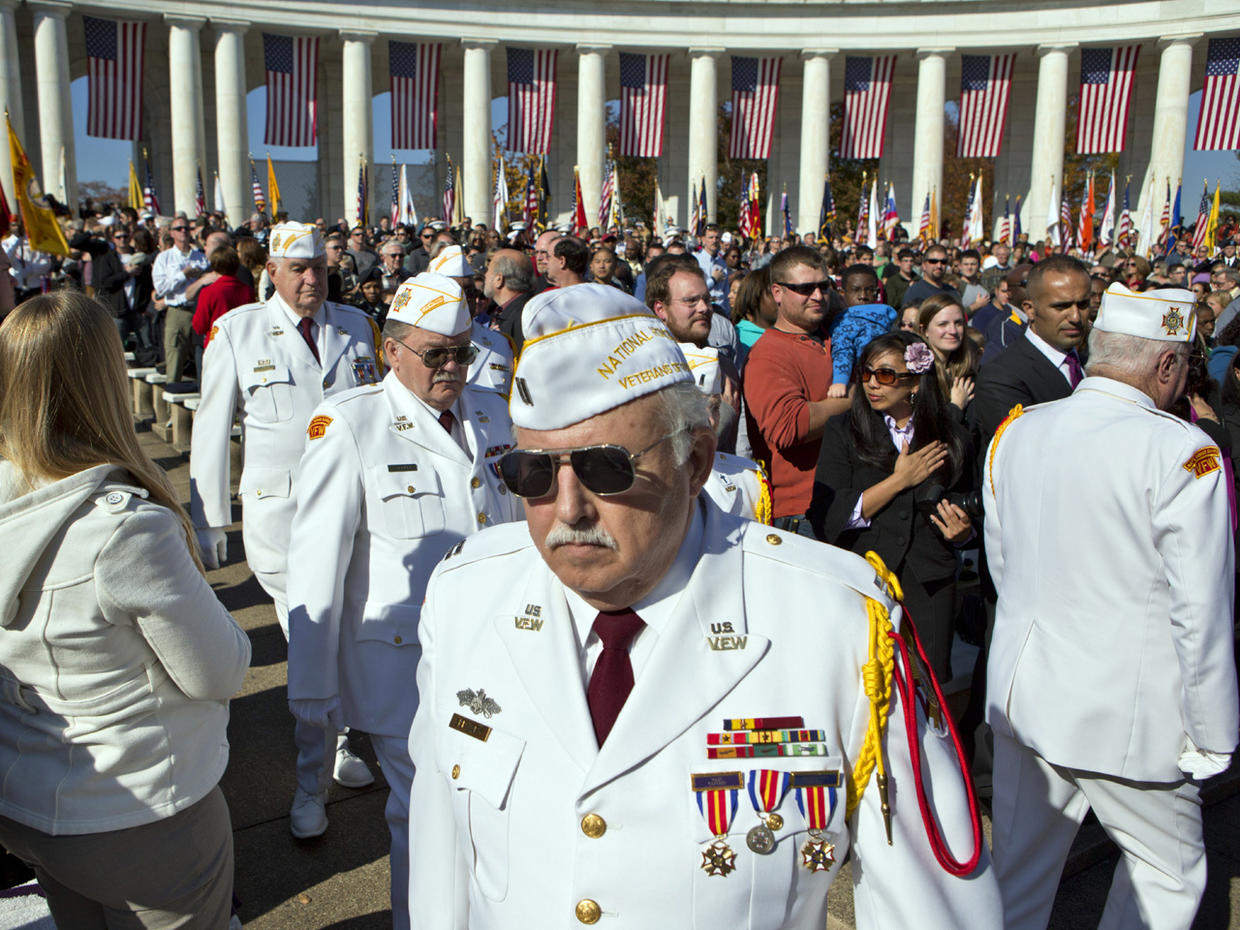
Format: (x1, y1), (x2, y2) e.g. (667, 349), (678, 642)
(702, 451), (773, 524)
(408, 500), (1000, 930)
(189, 295), (381, 583)
(467, 320), (514, 396)
(286, 373), (521, 738)
(983, 376), (1239, 781)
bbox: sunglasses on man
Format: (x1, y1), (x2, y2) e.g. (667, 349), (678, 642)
(776, 278), (833, 297)
(393, 339), (478, 369)
(498, 431), (682, 499)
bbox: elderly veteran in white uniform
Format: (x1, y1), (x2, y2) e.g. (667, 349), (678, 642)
(682, 342), (772, 524)
(189, 220), (381, 836)
(428, 243), (515, 394)
(984, 283), (1239, 930)
(407, 284), (1000, 930)
(286, 273), (520, 927)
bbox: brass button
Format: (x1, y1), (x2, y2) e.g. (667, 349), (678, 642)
(477, 511), (487, 524)
(407, 485), (415, 493)
(256, 489), (263, 497)
(765, 533), (781, 545)
(580, 813), (606, 838)
(766, 812), (784, 830)
(394, 635), (403, 644)
(575, 899), (601, 924)
(451, 764), (460, 779)
(470, 476), (481, 489)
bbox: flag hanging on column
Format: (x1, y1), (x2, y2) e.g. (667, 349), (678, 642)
(249, 159), (265, 214)
(357, 159), (369, 227)
(507, 48), (558, 155)
(494, 154), (510, 233)
(729, 57), (782, 160)
(127, 160), (143, 211)
(6, 115), (68, 255)
(397, 163), (418, 227)
(854, 173), (869, 242)
(1194, 38), (1240, 151)
(83, 16), (146, 140)
(998, 195), (1012, 245)
(263, 33), (318, 147)
(1098, 172), (1116, 246)
(819, 175), (836, 243)
(267, 154), (282, 216)
(442, 155), (455, 223)
(918, 192), (932, 242)
(840, 56), (896, 160)
(957, 54), (1015, 158)
(143, 150), (161, 215)
(1190, 181), (1212, 252)
(1116, 179), (1133, 250)
(781, 188), (793, 237)
(572, 166), (588, 234)
(1077, 46), (1140, 154)
(213, 171), (224, 215)
(194, 168), (207, 218)
(619, 53), (668, 157)
(881, 183), (899, 239)
(1077, 173), (1095, 248)
(389, 41), (440, 150)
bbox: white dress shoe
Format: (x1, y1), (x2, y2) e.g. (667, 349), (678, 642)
(289, 787), (328, 839)
(333, 743), (375, 788)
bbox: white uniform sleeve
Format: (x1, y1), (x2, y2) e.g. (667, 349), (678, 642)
(190, 324), (241, 530)
(285, 408), (364, 704)
(981, 433), (1006, 589)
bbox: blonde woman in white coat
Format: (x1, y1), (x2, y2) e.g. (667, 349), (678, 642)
(0, 292), (252, 928)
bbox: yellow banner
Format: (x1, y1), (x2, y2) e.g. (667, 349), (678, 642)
(266, 154), (281, 217)
(1205, 181), (1220, 254)
(7, 115), (67, 256)
(128, 160), (143, 211)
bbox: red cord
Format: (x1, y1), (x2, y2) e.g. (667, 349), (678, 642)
(885, 609), (983, 876)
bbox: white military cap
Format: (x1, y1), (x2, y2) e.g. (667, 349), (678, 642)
(268, 221), (325, 259)
(387, 272), (471, 336)
(427, 244), (471, 278)
(679, 342), (723, 395)
(1094, 282), (1197, 342)
(512, 283), (691, 430)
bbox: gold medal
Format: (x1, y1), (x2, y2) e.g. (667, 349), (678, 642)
(701, 838), (737, 876)
(800, 833), (836, 873)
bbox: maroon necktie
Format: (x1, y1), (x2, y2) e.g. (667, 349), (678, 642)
(1065, 351), (1083, 387)
(438, 410), (455, 433)
(298, 317), (320, 364)
(587, 609), (646, 746)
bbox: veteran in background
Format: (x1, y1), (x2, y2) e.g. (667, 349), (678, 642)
(984, 283), (1239, 930)
(189, 221), (381, 839)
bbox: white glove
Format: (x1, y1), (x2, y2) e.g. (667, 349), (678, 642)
(196, 527), (227, 570)
(1179, 736), (1232, 781)
(290, 697), (343, 730)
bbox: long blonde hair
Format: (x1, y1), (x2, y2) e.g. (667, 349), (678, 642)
(917, 292), (980, 402)
(0, 291), (203, 572)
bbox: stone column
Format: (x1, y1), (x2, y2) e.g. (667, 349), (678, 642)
(461, 39), (496, 226)
(909, 48), (949, 242)
(166, 16), (207, 217)
(797, 50), (834, 235)
(577, 45), (609, 229)
(31, 1), (75, 208)
(687, 48), (722, 222)
(1026, 44), (1074, 242)
(341, 31), (375, 226)
(0, 0), (21, 200)
(1141, 34), (1199, 220)
(213, 21), (249, 227)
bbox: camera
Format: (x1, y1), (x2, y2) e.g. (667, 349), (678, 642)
(914, 483), (985, 524)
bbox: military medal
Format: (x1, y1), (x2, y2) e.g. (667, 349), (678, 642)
(691, 772), (743, 877)
(745, 769), (790, 855)
(793, 771), (841, 873)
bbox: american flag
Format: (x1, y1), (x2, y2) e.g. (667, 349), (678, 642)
(881, 183), (899, 239)
(263, 34), (318, 147)
(522, 161), (538, 234)
(1196, 38), (1240, 151)
(738, 189), (753, 239)
(442, 157), (455, 225)
(1116, 180), (1133, 250)
(599, 159), (614, 229)
(854, 177), (869, 242)
(1190, 181), (1211, 251)
(960, 177), (976, 247)
(507, 48), (558, 155)
(957, 54), (1014, 158)
(818, 176), (835, 242)
(494, 155), (509, 233)
(143, 154), (160, 215)
(390, 158), (401, 225)
(1158, 179), (1171, 247)
(250, 160), (265, 214)
(998, 195), (1011, 245)
(918, 192), (932, 242)
(1077, 46), (1139, 155)
(1060, 191), (1073, 251)
(840, 56), (895, 160)
(390, 41), (440, 150)
(729, 57), (782, 160)
(690, 178), (701, 238)
(83, 16), (146, 140)
(194, 168), (206, 218)
(619, 53), (668, 157)
(356, 160), (368, 227)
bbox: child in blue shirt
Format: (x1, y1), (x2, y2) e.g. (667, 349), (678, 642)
(827, 302), (898, 395)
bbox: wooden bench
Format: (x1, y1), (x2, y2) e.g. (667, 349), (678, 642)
(127, 368), (159, 420)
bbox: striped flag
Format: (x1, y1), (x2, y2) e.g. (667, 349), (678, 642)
(1190, 181), (1212, 252)
(143, 152), (161, 215)
(618, 53), (668, 157)
(728, 57), (781, 160)
(1195, 38), (1240, 151)
(194, 168), (206, 218)
(1116, 179), (1133, 250)
(957, 54), (1015, 158)
(598, 158), (614, 229)
(1077, 46), (1140, 154)
(494, 154), (509, 233)
(250, 160), (265, 214)
(1098, 172), (1116, 246)
(840, 56), (895, 160)
(747, 173), (762, 239)
(263, 34), (318, 147)
(854, 175), (869, 243)
(507, 48), (558, 155)
(881, 182), (899, 239)
(357, 160), (369, 227)
(442, 156), (455, 224)
(819, 176), (836, 242)
(83, 16), (146, 140)
(1060, 190), (1073, 251)
(390, 41), (440, 150)
(918, 192), (932, 242)
(1158, 178), (1171, 248)
(738, 188), (753, 240)
(998, 195), (1012, 245)
(390, 157), (401, 225)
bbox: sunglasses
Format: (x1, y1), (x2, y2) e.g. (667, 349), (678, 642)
(922, 257), (946, 265)
(171, 226), (189, 232)
(860, 365), (917, 385)
(776, 278), (833, 296)
(498, 431), (681, 499)
(395, 339), (478, 368)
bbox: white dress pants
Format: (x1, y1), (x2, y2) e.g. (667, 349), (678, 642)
(371, 733), (416, 930)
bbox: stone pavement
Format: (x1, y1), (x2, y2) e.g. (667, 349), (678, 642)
(139, 428), (1239, 930)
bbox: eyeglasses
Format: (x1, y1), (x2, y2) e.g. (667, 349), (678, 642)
(674, 293), (711, 307)
(922, 257), (946, 265)
(776, 278), (832, 296)
(394, 338), (478, 368)
(859, 365), (917, 386)
(498, 431), (682, 499)
(170, 226), (189, 232)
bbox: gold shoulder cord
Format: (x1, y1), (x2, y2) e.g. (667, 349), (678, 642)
(987, 403), (1024, 496)
(752, 467), (773, 526)
(368, 317), (385, 375)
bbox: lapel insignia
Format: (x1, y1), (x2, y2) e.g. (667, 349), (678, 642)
(457, 687), (502, 718)
(393, 415), (414, 431)
(270, 327), (284, 337)
(514, 603), (543, 631)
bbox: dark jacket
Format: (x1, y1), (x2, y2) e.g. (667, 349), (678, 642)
(70, 232), (128, 317)
(967, 331), (1073, 446)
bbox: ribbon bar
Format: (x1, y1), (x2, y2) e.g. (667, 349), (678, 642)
(708, 728), (826, 745)
(708, 744), (827, 759)
(723, 716), (805, 731)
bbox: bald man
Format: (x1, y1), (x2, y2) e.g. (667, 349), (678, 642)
(484, 248), (536, 352)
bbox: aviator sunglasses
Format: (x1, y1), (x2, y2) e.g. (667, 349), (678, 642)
(394, 338), (479, 368)
(859, 365), (917, 386)
(498, 431), (683, 499)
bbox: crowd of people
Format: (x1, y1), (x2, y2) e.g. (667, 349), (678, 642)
(0, 197), (1236, 930)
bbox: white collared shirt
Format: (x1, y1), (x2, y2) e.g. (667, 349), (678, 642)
(1025, 327), (1079, 387)
(151, 245), (207, 306)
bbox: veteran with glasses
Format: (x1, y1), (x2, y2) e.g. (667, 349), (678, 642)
(407, 284), (1001, 930)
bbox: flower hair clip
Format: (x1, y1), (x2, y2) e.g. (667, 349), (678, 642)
(904, 342), (934, 374)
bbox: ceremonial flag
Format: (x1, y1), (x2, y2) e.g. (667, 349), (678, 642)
(960, 176), (976, 247)
(451, 163), (465, 227)
(213, 172), (224, 215)
(0, 176), (9, 238)
(524, 161), (539, 233)
(957, 54), (1015, 158)
(881, 182), (899, 239)
(194, 167), (207, 218)
(1077, 45), (1140, 154)
(599, 158), (614, 229)
(747, 173), (763, 239)
(538, 158), (551, 228)
(1098, 172), (1116, 246)
(998, 195), (1011, 245)
(781, 188), (793, 238)
(819, 176), (836, 242)
(143, 152), (161, 215)
(127, 160), (143, 211)
(918, 192), (932, 242)
(249, 159), (265, 214)
(729, 57), (781, 160)
(697, 178), (709, 238)
(1013, 194), (1022, 242)
(654, 178), (666, 234)
(390, 157), (401, 225)
(357, 159), (369, 227)
(1059, 191), (1073, 251)
(1195, 38), (1240, 151)
(1047, 178), (1062, 247)
(397, 163), (418, 227)
(965, 175), (985, 247)
(1190, 180), (1211, 252)
(689, 180), (701, 239)
(1077, 173), (1095, 249)
(929, 188), (939, 240)
(1164, 180), (1182, 256)
(609, 162), (623, 229)
(1135, 176), (1157, 256)
(6, 115), (67, 255)
(738, 189), (752, 240)
(493, 154), (509, 233)
(841, 56), (895, 159)
(1204, 181), (1220, 254)
(867, 178), (879, 248)
(442, 155), (455, 224)
(1116, 179), (1133, 250)
(263, 33), (318, 147)
(1157, 178), (1171, 248)
(266, 154), (281, 216)
(619, 53), (668, 157)
(389, 41), (440, 150)
(83, 15), (146, 140)
(507, 48), (558, 155)
(854, 174), (869, 243)
(572, 166), (588, 234)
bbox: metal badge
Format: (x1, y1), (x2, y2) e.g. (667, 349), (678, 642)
(746, 823), (775, 855)
(800, 833), (836, 873)
(700, 839), (737, 877)
(456, 687), (502, 718)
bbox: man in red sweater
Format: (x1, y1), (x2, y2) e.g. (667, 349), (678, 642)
(193, 245), (255, 347)
(742, 246), (850, 532)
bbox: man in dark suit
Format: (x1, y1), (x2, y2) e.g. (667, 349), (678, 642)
(482, 247), (535, 353)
